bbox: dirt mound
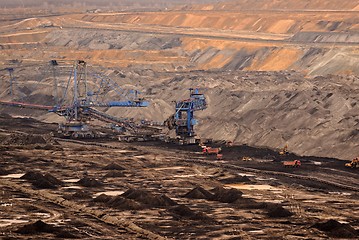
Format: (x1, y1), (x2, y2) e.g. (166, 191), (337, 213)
(220, 176), (251, 184)
(94, 194), (113, 203)
(43, 173), (63, 185)
(102, 163), (126, 171)
(16, 220), (55, 234)
(65, 190), (92, 200)
(77, 177), (103, 187)
(21, 171), (43, 180)
(122, 188), (177, 207)
(211, 187), (243, 203)
(168, 205), (212, 222)
(21, 171), (63, 189)
(184, 186), (266, 209)
(313, 219), (358, 238)
(104, 171), (126, 178)
(1, 133), (49, 145)
(107, 196), (144, 210)
(94, 194), (143, 210)
(16, 220), (76, 238)
(265, 203), (293, 218)
(183, 186), (214, 200)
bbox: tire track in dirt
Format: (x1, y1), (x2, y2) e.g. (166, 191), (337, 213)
(1, 178), (165, 240)
(184, 158), (359, 192)
(56, 138), (359, 192)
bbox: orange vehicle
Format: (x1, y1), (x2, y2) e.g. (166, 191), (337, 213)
(283, 160), (301, 167)
(345, 157), (359, 168)
(216, 154), (223, 160)
(242, 157), (252, 161)
(279, 144), (289, 155)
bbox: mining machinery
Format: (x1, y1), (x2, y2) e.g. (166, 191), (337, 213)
(51, 60), (149, 137)
(165, 88), (207, 144)
(279, 144), (289, 155)
(345, 157), (359, 169)
(0, 60), (150, 138)
(283, 160), (301, 167)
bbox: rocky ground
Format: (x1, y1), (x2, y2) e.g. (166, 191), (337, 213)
(0, 114), (358, 239)
(0, 0), (358, 159)
(1, 65), (359, 159)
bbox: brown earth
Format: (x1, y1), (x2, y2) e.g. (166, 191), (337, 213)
(0, 115), (358, 239)
(1, 64), (359, 159)
(0, 1), (358, 238)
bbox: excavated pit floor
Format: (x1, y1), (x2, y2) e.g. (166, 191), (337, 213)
(0, 115), (358, 239)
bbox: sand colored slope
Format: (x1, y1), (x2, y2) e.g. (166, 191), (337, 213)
(77, 11), (359, 34)
(0, 48), (187, 69)
(193, 0), (359, 11)
(0, 17), (64, 31)
(0, 7), (358, 75)
(258, 48), (302, 71)
(181, 37), (302, 71)
(267, 20), (296, 34)
(0, 27), (356, 75)
(0, 31), (49, 44)
(181, 37), (269, 52)
(200, 53), (233, 69)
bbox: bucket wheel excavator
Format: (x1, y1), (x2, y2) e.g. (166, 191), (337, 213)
(165, 88), (207, 144)
(51, 60), (149, 138)
(0, 60), (149, 139)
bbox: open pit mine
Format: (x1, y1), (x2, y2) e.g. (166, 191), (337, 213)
(0, 0), (358, 239)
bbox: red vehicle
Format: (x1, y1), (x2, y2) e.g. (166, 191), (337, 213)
(283, 160), (301, 167)
(202, 146), (221, 155)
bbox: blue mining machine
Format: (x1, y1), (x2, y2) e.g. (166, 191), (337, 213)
(165, 88), (207, 144)
(0, 60), (149, 139)
(51, 60), (149, 138)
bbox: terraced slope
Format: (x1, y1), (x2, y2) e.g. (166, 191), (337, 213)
(78, 11), (359, 34)
(189, 0), (359, 11)
(0, 2), (358, 75)
(0, 1), (359, 158)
